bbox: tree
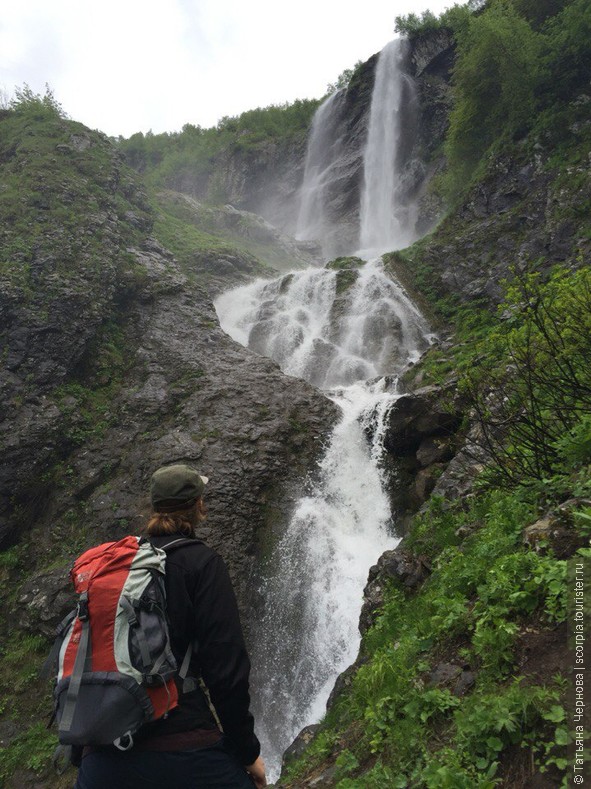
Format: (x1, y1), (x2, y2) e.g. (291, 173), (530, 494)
(444, 0), (541, 194)
(10, 83), (66, 119)
(326, 62), (362, 95)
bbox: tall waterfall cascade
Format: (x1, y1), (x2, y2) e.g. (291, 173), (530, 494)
(359, 38), (421, 255)
(215, 37), (431, 782)
(215, 260), (432, 779)
(295, 89), (346, 258)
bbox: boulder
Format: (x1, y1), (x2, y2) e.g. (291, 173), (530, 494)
(359, 547), (431, 634)
(383, 384), (464, 458)
(428, 662), (476, 697)
(282, 724), (321, 770)
(523, 498), (590, 558)
(17, 567), (73, 639)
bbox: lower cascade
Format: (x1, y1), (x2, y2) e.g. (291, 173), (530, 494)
(215, 259), (433, 779)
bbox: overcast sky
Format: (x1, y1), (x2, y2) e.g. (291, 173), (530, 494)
(1, 0), (453, 139)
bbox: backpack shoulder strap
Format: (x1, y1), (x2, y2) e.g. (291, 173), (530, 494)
(161, 537), (202, 552)
(142, 536), (203, 692)
(141, 536), (204, 554)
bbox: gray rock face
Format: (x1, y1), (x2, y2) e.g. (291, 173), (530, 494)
(383, 384), (464, 457)
(359, 547), (431, 635)
(364, 381), (468, 527)
(0, 117), (338, 644)
(155, 191), (320, 290)
(282, 724), (321, 771)
(414, 143), (591, 306)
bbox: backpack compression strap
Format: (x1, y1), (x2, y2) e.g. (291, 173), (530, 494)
(58, 592), (91, 734)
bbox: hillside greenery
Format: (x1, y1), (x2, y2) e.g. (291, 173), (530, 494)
(397, 0), (591, 202)
(118, 98), (319, 199)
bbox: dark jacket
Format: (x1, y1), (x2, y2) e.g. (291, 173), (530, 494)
(140, 534), (260, 766)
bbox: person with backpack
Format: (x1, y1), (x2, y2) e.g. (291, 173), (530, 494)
(58, 463), (266, 789)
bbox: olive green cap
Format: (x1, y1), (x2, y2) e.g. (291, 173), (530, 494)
(150, 464), (209, 511)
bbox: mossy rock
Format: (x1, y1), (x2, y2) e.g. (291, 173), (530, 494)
(325, 256), (365, 271)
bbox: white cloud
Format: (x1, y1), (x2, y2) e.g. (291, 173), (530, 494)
(0, 0), (453, 137)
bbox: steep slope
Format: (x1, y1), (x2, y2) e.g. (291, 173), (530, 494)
(0, 99), (337, 786)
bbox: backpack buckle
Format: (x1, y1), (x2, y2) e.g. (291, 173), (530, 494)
(77, 592), (89, 622)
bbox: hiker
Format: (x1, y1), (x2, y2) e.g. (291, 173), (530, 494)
(74, 463), (267, 789)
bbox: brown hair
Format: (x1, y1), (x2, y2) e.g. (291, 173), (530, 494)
(145, 498), (207, 538)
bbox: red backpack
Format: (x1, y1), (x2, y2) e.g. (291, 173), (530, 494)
(46, 536), (194, 750)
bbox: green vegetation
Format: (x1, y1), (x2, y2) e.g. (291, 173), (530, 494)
(0, 86), (153, 309)
(326, 61), (364, 95)
(152, 191), (293, 277)
(397, 0), (591, 202)
(118, 98), (319, 201)
(463, 265), (591, 487)
(326, 257), (365, 271)
(0, 633), (56, 781)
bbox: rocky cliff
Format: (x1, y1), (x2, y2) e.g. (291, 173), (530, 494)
(0, 106), (337, 670)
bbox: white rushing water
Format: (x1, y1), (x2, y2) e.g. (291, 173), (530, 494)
(214, 36), (431, 781)
(215, 260), (432, 779)
(359, 38), (420, 256)
(295, 89), (346, 256)
(215, 259), (429, 390)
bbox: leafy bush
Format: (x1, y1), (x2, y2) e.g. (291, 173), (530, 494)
(464, 265), (591, 485)
(9, 83), (66, 120)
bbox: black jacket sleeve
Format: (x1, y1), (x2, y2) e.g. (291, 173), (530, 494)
(192, 552), (261, 765)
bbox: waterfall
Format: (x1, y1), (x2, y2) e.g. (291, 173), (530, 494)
(214, 37), (431, 781)
(359, 39), (421, 255)
(216, 259), (429, 390)
(215, 261), (432, 779)
(295, 89), (347, 257)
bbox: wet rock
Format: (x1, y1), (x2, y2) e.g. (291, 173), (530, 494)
(414, 464), (444, 503)
(428, 662), (476, 697)
(409, 141), (591, 309)
(0, 719), (19, 747)
(360, 547), (431, 634)
(282, 724), (321, 770)
(309, 766), (339, 787)
(428, 662), (462, 686)
(411, 29), (454, 78)
(326, 654), (369, 710)
(382, 384), (464, 458)
(523, 499), (590, 558)
(416, 435), (455, 467)
(430, 419), (489, 503)
(4, 770), (52, 789)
